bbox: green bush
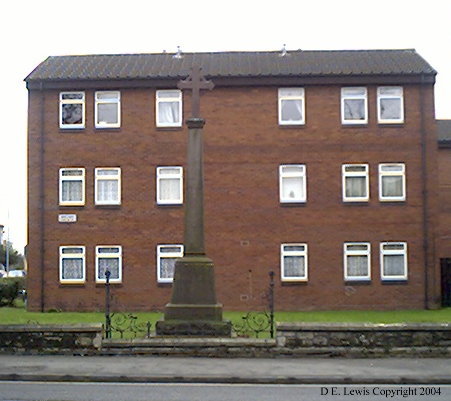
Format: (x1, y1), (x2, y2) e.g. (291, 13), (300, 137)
(0, 277), (24, 307)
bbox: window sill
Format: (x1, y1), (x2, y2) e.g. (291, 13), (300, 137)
(278, 123), (306, 129)
(344, 279), (371, 284)
(342, 200), (369, 205)
(381, 278), (408, 284)
(59, 128), (86, 133)
(157, 281), (173, 287)
(280, 201), (307, 207)
(157, 202), (183, 207)
(379, 199), (406, 204)
(95, 204), (121, 209)
(59, 282), (85, 286)
(281, 280), (308, 286)
(377, 122), (405, 127)
(341, 123), (368, 128)
(95, 127), (122, 132)
(156, 126), (183, 131)
(95, 282), (123, 286)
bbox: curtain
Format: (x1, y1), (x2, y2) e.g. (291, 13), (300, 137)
(380, 99), (401, 120)
(282, 176), (303, 200)
(346, 177), (366, 198)
(283, 256), (305, 277)
(62, 258), (83, 280)
(382, 176), (402, 197)
(160, 258), (176, 280)
(344, 99), (365, 120)
(62, 104), (83, 124)
(159, 101), (180, 124)
(160, 178), (181, 201)
(98, 180), (118, 202)
(62, 181), (82, 202)
(281, 99), (302, 121)
(347, 255), (368, 277)
(98, 103), (118, 124)
(383, 255), (404, 276)
(98, 258), (119, 280)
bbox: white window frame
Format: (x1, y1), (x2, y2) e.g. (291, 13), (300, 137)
(157, 244), (184, 283)
(377, 86), (404, 124)
(59, 168), (85, 206)
(279, 164), (307, 203)
(380, 242), (408, 281)
(95, 91), (121, 128)
(278, 88), (305, 125)
(59, 91), (85, 129)
(342, 164), (369, 202)
(59, 246), (86, 284)
(280, 243), (308, 282)
(341, 87), (368, 125)
(156, 90), (183, 127)
(95, 168), (121, 205)
(156, 166), (183, 205)
(344, 242), (371, 281)
(95, 245), (122, 283)
(379, 163), (406, 202)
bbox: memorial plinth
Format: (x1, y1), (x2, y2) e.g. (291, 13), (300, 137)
(155, 74), (231, 336)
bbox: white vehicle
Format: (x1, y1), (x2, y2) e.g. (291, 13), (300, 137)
(7, 270), (26, 278)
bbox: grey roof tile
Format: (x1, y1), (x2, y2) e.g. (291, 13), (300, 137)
(25, 49), (436, 82)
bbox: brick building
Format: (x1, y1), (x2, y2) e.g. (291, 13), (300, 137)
(25, 49), (442, 312)
(437, 119), (451, 307)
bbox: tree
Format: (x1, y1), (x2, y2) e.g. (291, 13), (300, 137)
(0, 243), (24, 269)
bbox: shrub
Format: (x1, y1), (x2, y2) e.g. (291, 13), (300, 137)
(0, 277), (24, 307)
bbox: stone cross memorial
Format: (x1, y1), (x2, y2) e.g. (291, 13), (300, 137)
(156, 67), (232, 336)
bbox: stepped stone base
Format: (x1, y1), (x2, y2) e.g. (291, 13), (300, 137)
(155, 319), (232, 337)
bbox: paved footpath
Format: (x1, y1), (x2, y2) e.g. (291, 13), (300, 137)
(0, 355), (450, 384)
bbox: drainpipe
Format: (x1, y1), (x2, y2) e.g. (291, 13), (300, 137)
(39, 82), (45, 312)
(419, 74), (430, 309)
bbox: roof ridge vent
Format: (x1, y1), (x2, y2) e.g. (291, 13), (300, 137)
(173, 46), (183, 59)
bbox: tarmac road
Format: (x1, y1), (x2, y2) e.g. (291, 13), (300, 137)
(0, 382), (450, 401)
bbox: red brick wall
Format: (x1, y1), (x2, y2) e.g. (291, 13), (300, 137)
(27, 83), (439, 311)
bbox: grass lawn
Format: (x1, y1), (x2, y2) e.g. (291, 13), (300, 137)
(1, 302), (450, 326)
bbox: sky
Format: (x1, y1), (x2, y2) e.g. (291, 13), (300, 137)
(1, 0), (450, 252)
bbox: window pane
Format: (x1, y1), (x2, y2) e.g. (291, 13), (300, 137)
(98, 180), (118, 201)
(97, 92), (118, 100)
(281, 165), (303, 174)
(62, 258), (83, 279)
(158, 91), (180, 99)
(61, 247), (83, 254)
(97, 169), (118, 176)
(344, 99), (365, 120)
(62, 169), (82, 176)
(160, 178), (181, 201)
(283, 255), (305, 277)
(283, 245), (305, 252)
(160, 258), (176, 279)
(97, 103), (118, 124)
(382, 176), (403, 197)
(346, 177), (366, 197)
(159, 168), (181, 175)
(98, 247), (120, 254)
(381, 165), (403, 172)
(343, 88), (366, 96)
(347, 255), (368, 276)
(383, 244), (405, 251)
(282, 176), (303, 200)
(62, 104), (83, 125)
(279, 88), (303, 97)
(281, 99), (302, 122)
(62, 181), (82, 202)
(98, 258), (120, 279)
(345, 165), (366, 173)
(347, 244), (368, 251)
(380, 98), (401, 120)
(379, 87), (402, 96)
(159, 102), (180, 124)
(383, 255), (405, 276)
(160, 246), (182, 253)
(62, 93), (83, 100)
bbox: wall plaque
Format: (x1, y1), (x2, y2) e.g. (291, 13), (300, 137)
(58, 214), (77, 223)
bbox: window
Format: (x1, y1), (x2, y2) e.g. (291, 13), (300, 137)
(278, 88), (305, 125)
(96, 246), (122, 283)
(60, 92), (85, 129)
(380, 242), (408, 280)
(59, 168), (85, 206)
(157, 244), (184, 283)
(95, 91), (120, 128)
(95, 168), (121, 205)
(377, 87), (404, 123)
(342, 164), (369, 202)
(341, 87), (367, 124)
(379, 163), (406, 201)
(279, 165), (307, 203)
(344, 242), (371, 281)
(281, 244), (308, 281)
(156, 90), (182, 127)
(157, 167), (183, 205)
(59, 246), (85, 283)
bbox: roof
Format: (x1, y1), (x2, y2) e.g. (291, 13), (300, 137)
(437, 120), (451, 146)
(25, 49), (436, 86)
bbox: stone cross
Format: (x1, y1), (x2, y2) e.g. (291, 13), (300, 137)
(178, 66), (214, 118)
